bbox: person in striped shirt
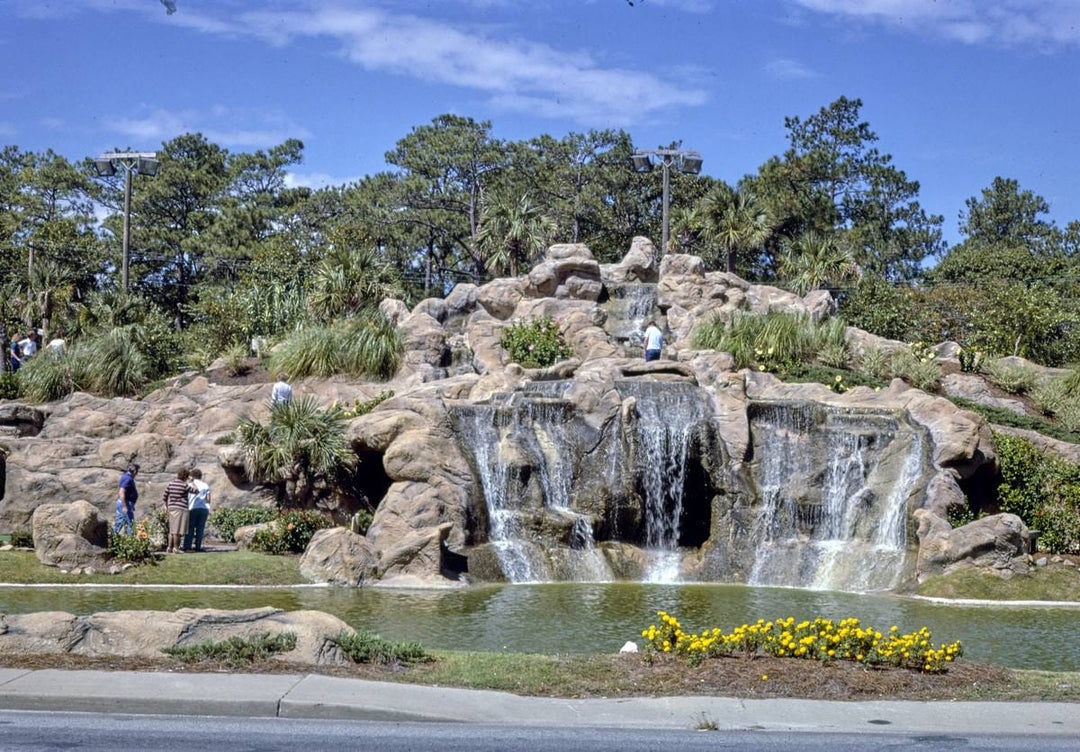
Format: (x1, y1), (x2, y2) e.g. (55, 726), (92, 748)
(162, 468), (192, 554)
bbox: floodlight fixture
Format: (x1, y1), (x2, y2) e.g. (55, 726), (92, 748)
(92, 151), (160, 291)
(630, 148), (705, 253)
(631, 153), (653, 173)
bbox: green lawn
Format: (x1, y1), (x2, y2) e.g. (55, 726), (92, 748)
(0, 550), (305, 586)
(917, 566), (1080, 602)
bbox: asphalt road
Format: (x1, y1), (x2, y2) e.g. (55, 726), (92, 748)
(0, 711), (1075, 752)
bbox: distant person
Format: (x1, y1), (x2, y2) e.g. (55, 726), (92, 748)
(182, 468), (212, 552)
(114, 462), (140, 535)
(18, 331), (38, 360)
(271, 373), (293, 405)
(643, 320), (663, 362)
(45, 330), (66, 354)
(8, 339), (21, 373)
(162, 467), (192, 554)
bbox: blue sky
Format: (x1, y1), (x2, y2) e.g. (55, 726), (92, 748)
(2, 0), (1079, 246)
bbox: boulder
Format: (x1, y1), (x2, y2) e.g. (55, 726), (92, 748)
(234, 521), (274, 550)
(606, 236), (659, 284)
(914, 510), (1029, 579)
(377, 522), (453, 585)
(0, 404), (44, 437)
(477, 278), (526, 320)
(399, 312), (448, 368)
(445, 283), (480, 319)
(31, 500), (113, 573)
(378, 298), (410, 327)
(0, 607), (355, 666)
(990, 424), (1080, 465)
(942, 373), (1030, 416)
(299, 527), (378, 586)
(412, 297), (448, 323)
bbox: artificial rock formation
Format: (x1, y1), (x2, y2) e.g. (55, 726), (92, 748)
(0, 236), (1036, 590)
(0, 607), (354, 665)
(31, 500), (116, 574)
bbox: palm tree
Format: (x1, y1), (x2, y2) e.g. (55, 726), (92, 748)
(26, 258), (74, 342)
(698, 184), (773, 275)
(236, 395), (350, 507)
(780, 230), (861, 295)
(476, 193), (556, 277)
(309, 229), (401, 321)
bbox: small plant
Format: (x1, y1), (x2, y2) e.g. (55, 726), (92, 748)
(250, 508), (333, 555)
(984, 360), (1037, 395)
(213, 432), (235, 445)
(817, 341), (850, 370)
(163, 632), (297, 667)
(269, 313), (402, 380)
(224, 343), (251, 377)
(107, 521), (155, 563)
(332, 630), (432, 666)
(183, 346), (215, 372)
(1031, 378), (1069, 417)
(0, 372), (19, 400)
(890, 347), (942, 392)
(8, 529), (33, 548)
(956, 347), (985, 374)
(946, 502), (975, 529)
(208, 506), (277, 543)
(339, 390), (395, 419)
(350, 509), (373, 535)
(499, 316), (573, 369)
(693, 712), (719, 731)
(16, 349), (77, 402)
(145, 508), (169, 550)
(828, 374), (848, 394)
(855, 346), (890, 381)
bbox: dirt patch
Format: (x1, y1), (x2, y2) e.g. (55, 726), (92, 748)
(206, 360), (272, 386)
(0, 652), (1048, 702)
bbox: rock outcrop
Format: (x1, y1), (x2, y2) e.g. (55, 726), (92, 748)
(31, 500), (115, 574)
(0, 607), (353, 665)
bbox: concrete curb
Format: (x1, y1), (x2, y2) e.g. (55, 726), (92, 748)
(0, 669), (1075, 734)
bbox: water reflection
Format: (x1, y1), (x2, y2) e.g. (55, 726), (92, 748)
(0, 583), (1076, 671)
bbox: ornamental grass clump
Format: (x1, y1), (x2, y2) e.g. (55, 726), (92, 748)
(332, 630), (432, 666)
(984, 359), (1037, 395)
(639, 611), (963, 674)
(500, 316), (573, 368)
(163, 632), (297, 667)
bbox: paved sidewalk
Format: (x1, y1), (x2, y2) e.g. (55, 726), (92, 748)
(0, 668), (1075, 734)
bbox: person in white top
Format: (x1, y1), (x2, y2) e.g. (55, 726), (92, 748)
(18, 331), (38, 360)
(45, 329), (66, 354)
(643, 321), (663, 362)
(271, 373), (293, 405)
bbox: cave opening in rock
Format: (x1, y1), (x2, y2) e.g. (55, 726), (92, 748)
(345, 447), (392, 515)
(677, 440), (714, 548)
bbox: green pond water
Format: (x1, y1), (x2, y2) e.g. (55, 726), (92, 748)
(1, 583), (1076, 672)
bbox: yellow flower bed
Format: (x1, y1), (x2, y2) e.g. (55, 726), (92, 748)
(640, 612), (962, 674)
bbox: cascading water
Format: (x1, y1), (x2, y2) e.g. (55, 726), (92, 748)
(603, 283), (658, 351)
(454, 390), (611, 583)
(747, 403), (924, 592)
(618, 380), (709, 583)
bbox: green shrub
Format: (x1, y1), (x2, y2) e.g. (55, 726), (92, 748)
(691, 311), (835, 372)
(162, 632), (297, 667)
(209, 506), (277, 543)
(8, 529), (33, 548)
(74, 332), (149, 397)
(947, 397), (1080, 444)
(780, 363), (886, 391)
(946, 503), (976, 529)
(16, 350), (76, 402)
(994, 432), (1080, 554)
(249, 509), (332, 555)
(107, 521), (155, 564)
(500, 316), (573, 369)
(332, 630), (432, 666)
(0, 372), (19, 400)
(854, 346), (890, 381)
(340, 390), (394, 419)
(956, 347), (985, 374)
(350, 509), (373, 535)
(269, 313), (402, 380)
(224, 343), (250, 376)
(213, 432), (235, 445)
(889, 345), (942, 392)
(1031, 378), (1069, 417)
(817, 341), (850, 370)
(984, 360), (1037, 395)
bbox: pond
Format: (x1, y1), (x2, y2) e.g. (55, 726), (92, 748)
(2, 583), (1076, 672)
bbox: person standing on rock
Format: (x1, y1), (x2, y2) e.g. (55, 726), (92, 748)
(182, 468), (212, 552)
(162, 468), (192, 554)
(271, 372), (293, 405)
(643, 320), (663, 362)
(114, 462), (140, 535)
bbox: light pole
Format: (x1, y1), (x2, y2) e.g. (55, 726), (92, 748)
(631, 148), (703, 254)
(93, 151), (159, 292)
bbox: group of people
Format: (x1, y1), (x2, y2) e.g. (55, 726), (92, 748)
(8, 329), (65, 371)
(113, 462), (213, 553)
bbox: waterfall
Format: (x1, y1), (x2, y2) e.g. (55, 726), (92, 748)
(603, 283), (658, 350)
(454, 393), (612, 583)
(618, 381), (709, 583)
(748, 403), (924, 593)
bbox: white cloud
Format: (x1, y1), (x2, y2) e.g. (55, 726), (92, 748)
(235, 6), (705, 125)
(102, 106), (309, 149)
(284, 171), (361, 190)
(792, 0), (1080, 48)
(763, 57), (819, 80)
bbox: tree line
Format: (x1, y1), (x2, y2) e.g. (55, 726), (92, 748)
(3, 95), (1080, 383)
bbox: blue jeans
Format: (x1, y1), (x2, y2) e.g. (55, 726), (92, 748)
(645, 348), (661, 362)
(183, 508), (209, 551)
(113, 500), (134, 535)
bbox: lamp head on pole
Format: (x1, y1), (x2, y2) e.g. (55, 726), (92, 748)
(631, 153), (653, 173)
(680, 153), (703, 175)
(93, 159), (116, 177)
(137, 156), (160, 177)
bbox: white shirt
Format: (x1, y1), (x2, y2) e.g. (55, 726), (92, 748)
(18, 338), (37, 358)
(46, 338), (65, 353)
(271, 380), (293, 404)
(644, 325), (663, 352)
(188, 478), (211, 510)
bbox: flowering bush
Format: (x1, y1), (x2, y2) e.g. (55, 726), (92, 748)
(500, 317), (572, 368)
(108, 521), (155, 563)
(640, 611), (963, 674)
(250, 508), (332, 555)
(338, 390), (394, 418)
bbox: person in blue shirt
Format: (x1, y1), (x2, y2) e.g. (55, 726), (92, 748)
(114, 462), (140, 535)
(9, 339), (21, 372)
